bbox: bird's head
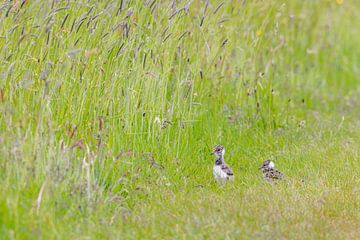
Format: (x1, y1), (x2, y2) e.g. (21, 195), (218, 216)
(259, 160), (275, 170)
(211, 144), (225, 159)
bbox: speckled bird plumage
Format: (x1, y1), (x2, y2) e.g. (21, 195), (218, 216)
(259, 160), (284, 182)
(212, 145), (234, 185)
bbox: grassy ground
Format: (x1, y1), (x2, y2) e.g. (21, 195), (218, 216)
(1, 0), (360, 239)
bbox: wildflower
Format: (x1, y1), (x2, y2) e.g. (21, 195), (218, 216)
(161, 120), (172, 129)
(271, 89), (279, 95)
(85, 48), (98, 58)
(298, 120), (306, 128)
(154, 116), (161, 125)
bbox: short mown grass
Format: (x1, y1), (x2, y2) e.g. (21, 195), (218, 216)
(0, 0), (359, 239)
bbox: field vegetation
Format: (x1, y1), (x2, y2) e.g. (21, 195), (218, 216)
(0, 0), (359, 239)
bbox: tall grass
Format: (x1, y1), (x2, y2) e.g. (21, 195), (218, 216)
(0, 0), (359, 239)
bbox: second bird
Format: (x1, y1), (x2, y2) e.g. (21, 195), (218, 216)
(259, 160), (284, 182)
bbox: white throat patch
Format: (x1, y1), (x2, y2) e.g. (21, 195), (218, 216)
(222, 148), (225, 157)
(269, 161), (275, 169)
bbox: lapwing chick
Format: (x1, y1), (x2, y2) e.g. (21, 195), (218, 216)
(259, 160), (284, 182)
(211, 145), (234, 185)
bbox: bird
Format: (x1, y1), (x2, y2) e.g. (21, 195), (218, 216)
(211, 144), (234, 185)
(259, 159), (284, 182)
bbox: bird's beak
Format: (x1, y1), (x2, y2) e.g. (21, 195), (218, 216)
(210, 152), (214, 155)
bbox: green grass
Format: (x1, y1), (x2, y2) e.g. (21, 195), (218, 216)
(1, 0), (360, 239)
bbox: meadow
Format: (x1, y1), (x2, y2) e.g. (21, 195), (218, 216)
(0, 0), (359, 239)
